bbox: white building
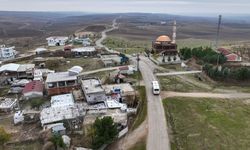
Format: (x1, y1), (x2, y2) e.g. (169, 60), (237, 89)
(81, 78), (106, 104)
(40, 105), (85, 126)
(0, 98), (17, 112)
(71, 47), (97, 57)
(35, 48), (47, 55)
(0, 45), (16, 60)
(46, 36), (68, 46)
(50, 94), (74, 108)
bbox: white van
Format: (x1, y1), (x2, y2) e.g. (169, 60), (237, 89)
(152, 81), (160, 95)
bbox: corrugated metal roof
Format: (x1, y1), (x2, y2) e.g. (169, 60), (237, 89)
(46, 72), (77, 83)
(0, 63), (20, 72)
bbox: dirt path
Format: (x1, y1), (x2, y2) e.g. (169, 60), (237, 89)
(161, 91), (250, 99)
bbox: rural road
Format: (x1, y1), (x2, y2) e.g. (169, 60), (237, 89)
(139, 56), (170, 150)
(98, 18), (171, 150)
(156, 70), (202, 76)
(95, 18), (119, 51)
(161, 91), (250, 99)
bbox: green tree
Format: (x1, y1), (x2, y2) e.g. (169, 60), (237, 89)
(92, 116), (118, 149)
(0, 127), (10, 148)
(50, 133), (66, 150)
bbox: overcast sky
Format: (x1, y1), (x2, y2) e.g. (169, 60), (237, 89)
(0, 0), (250, 16)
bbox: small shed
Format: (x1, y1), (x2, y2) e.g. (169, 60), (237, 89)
(22, 81), (44, 99)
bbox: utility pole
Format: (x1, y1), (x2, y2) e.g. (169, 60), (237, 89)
(216, 15), (222, 66)
(215, 15), (222, 49)
(136, 53), (140, 87)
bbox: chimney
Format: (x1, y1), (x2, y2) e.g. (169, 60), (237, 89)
(172, 20), (177, 44)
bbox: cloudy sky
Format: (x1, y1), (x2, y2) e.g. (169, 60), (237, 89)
(0, 0), (249, 16)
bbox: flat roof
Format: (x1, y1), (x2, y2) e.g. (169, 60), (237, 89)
(103, 83), (135, 94)
(51, 93), (74, 108)
(0, 98), (17, 109)
(72, 47), (96, 52)
(40, 105), (85, 126)
(0, 63), (20, 72)
(46, 36), (68, 40)
(17, 64), (35, 72)
(105, 98), (127, 109)
(46, 72), (77, 83)
(81, 78), (104, 94)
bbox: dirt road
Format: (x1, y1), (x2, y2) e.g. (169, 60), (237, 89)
(161, 91), (250, 99)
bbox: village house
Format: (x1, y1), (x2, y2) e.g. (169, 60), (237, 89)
(218, 48), (242, 62)
(50, 93), (74, 108)
(22, 80), (44, 99)
(46, 36), (69, 46)
(17, 64), (35, 79)
(45, 66), (82, 95)
(0, 63), (35, 79)
(103, 83), (136, 106)
(71, 47), (97, 57)
(0, 98), (17, 112)
(0, 45), (16, 60)
(81, 78), (106, 104)
(118, 65), (136, 75)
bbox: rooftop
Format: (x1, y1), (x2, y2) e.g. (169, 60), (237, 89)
(22, 80), (44, 94)
(40, 105), (85, 126)
(51, 93), (74, 108)
(103, 83), (135, 94)
(0, 98), (17, 109)
(46, 36), (68, 41)
(46, 72), (77, 83)
(0, 63), (20, 72)
(17, 64), (35, 72)
(81, 78), (104, 94)
(72, 47), (96, 52)
(156, 35), (171, 42)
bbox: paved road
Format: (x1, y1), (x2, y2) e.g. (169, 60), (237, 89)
(139, 56), (170, 150)
(97, 18), (171, 150)
(156, 70), (202, 76)
(161, 91), (250, 99)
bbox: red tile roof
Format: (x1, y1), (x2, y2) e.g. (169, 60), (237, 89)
(218, 48), (231, 56)
(226, 53), (238, 62)
(22, 81), (44, 94)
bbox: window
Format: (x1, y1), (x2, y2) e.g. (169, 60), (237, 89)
(48, 82), (57, 88)
(67, 80), (76, 86)
(58, 81), (66, 87)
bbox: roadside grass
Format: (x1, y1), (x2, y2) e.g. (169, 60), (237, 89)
(131, 86), (147, 130)
(163, 97), (250, 150)
(159, 76), (208, 92)
(127, 71), (143, 81)
(128, 137), (146, 150)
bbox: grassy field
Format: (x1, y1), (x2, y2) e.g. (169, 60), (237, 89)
(159, 76), (208, 92)
(163, 97), (250, 150)
(102, 37), (151, 54)
(131, 86), (147, 130)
